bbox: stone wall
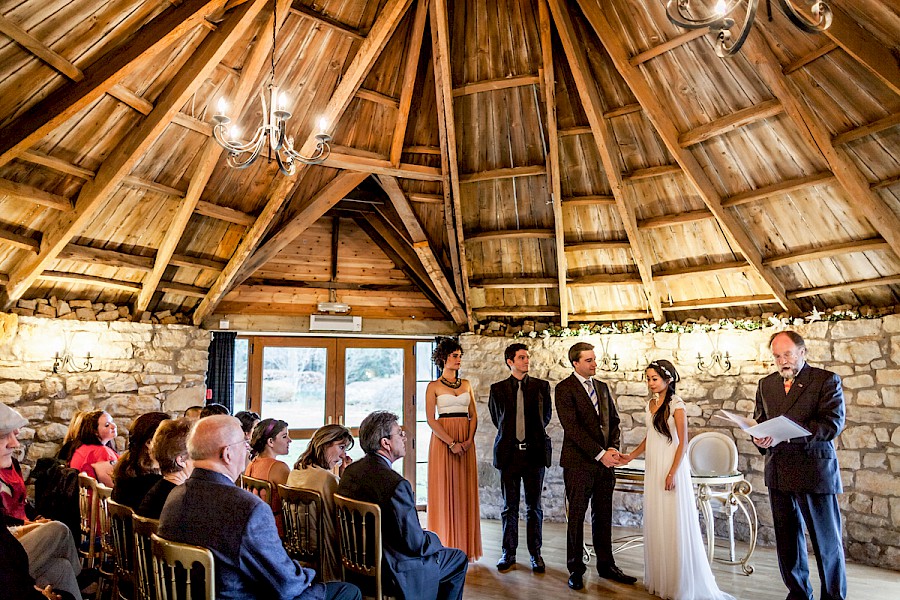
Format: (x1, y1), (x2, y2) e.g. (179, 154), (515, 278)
(0, 314), (211, 478)
(460, 317), (900, 571)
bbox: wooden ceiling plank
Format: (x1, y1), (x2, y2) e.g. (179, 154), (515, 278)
(135, 6), (288, 319)
(473, 305), (560, 317)
(389, 0), (429, 166)
(764, 237), (890, 268)
(577, 0), (800, 315)
(289, 0), (365, 41)
(629, 28), (708, 66)
(0, 14), (84, 80)
(549, 0), (662, 321)
(568, 272), (643, 287)
(678, 99), (784, 147)
(451, 73), (541, 97)
(356, 87), (400, 109)
(637, 209), (715, 230)
(472, 277), (558, 289)
(653, 259), (749, 282)
(565, 240), (631, 252)
(561, 194), (616, 206)
(321, 152), (442, 180)
(1, 0), (267, 310)
(431, 0), (472, 328)
(459, 164), (547, 183)
(782, 40), (838, 75)
(819, 5), (900, 97)
(539, 0), (568, 326)
(0, 178), (72, 211)
(722, 171), (836, 208)
(19, 150), (95, 179)
(0, 228), (40, 253)
(376, 175), (466, 325)
(788, 275), (900, 299)
(38, 270), (142, 292)
(622, 164), (681, 181)
(832, 112), (900, 146)
(0, 0), (230, 168)
(745, 27), (900, 261)
(58, 243), (155, 271)
(661, 295), (779, 310)
(466, 228), (556, 242)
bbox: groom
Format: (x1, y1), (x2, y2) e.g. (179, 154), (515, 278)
(555, 342), (636, 590)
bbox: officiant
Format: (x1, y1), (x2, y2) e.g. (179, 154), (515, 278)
(753, 330), (847, 600)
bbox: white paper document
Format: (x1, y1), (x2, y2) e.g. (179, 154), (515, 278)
(717, 410), (811, 446)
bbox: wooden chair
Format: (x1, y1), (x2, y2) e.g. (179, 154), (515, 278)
(77, 474), (100, 569)
(278, 485), (323, 570)
(239, 474), (273, 504)
(333, 494), (394, 600)
(95, 482), (116, 599)
(107, 499), (136, 600)
(150, 533), (215, 600)
(132, 514), (160, 600)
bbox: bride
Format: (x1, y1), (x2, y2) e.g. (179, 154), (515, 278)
(425, 337), (482, 561)
(620, 359), (734, 600)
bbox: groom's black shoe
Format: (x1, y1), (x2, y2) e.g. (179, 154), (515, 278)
(496, 551), (516, 571)
(530, 555), (546, 573)
(597, 564), (637, 584)
(567, 572), (584, 590)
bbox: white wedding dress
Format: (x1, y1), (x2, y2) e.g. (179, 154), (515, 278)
(642, 395), (735, 600)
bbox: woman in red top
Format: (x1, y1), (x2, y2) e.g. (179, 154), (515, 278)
(244, 418), (291, 535)
(69, 410), (119, 486)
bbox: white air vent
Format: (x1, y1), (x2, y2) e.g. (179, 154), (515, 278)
(309, 314), (362, 332)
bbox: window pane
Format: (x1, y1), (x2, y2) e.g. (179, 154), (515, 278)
(234, 383), (248, 411)
(343, 347), (404, 429)
(261, 346), (327, 428)
(416, 341), (435, 380)
(416, 381), (429, 422)
(416, 421), (431, 464)
(416, 462), (428, 505)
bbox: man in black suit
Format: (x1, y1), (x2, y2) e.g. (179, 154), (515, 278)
(555, 342), (635, 590)
(754, 331), (847, 600)
(337, 411), (467, 600)
(489, 343), (552, 573)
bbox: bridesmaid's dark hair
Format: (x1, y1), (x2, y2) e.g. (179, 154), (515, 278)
(432, 337), (462, 370)
(646, 360), (680, 443)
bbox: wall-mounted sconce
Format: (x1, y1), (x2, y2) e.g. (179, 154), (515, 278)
(597, 337), (618, 372)
(697, 351), (731, 373)
(52, 333), (94, 373)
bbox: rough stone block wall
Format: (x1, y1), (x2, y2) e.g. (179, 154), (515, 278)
(460, 317), (900, 571)
(0, 314), (211, 479)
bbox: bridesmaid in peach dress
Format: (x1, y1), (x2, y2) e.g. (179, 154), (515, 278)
(426, 338), (483, 561)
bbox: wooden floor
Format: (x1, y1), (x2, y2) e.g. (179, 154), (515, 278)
(462, 520), (897, 599)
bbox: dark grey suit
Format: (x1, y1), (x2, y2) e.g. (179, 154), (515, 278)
(489, 374), (552, 556)
(337, 454), (467, 600)
(555, 373), (621, 575)
(755, 363), (847, 600)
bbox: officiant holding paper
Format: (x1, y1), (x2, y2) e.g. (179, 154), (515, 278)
(754, 330), (847, 600)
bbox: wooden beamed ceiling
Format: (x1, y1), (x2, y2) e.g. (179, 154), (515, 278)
(0, 0), (898, 330)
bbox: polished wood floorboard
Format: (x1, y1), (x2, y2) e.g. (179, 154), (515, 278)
(461, 520), (896, 599)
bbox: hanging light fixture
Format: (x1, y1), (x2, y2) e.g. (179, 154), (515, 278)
(212, 0), (331, 175)
(666, 0), (833, 58)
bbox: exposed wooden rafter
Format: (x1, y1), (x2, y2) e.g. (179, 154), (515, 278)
(466, 229), (556, 243)
(629, 28), (709, 66)
(637, 209), (714, 230)
(452, 74), (541, 97)
(565, 240), (631, 252)
(788, 275), (900, 299)
(0, 228), (40, 253)
(661, 295), (779, 311)
(289, 0), (365, 41)
(0, 178), (72, 211)
(561, 194), (616, 206)
(38, 271), (142, 292)
(653, 260), (749, 282)
(568, 272), (643, 287)
(764, 237), (890, 268)
(678, 99), (784, 147)
(472, 277), (558, 289)
(459, 164), (546, 183)
(832, 112), (900, 146)
(389, 0), (429, 166)
(321, 152), (442, 180)
(721, 172), (836, 208)
(474, 305), (560, 317)
(577, 0), (800, 315)
(782, 41), (838, 75)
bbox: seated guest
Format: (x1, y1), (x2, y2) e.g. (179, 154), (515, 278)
(1, 405), (81, 600)
(287, 424), (354, 581)
(199, 403), (229, 419)
(69, 410), (119, 487)
(338, 411), (467, 600)
(56, 412), (85, 463)
(136, 418), (194, 520)
(112, 412), (170, 509)
(183, 406), (204, 420)
(235, 411), (261, 442)
(159, 415), (360, 600)
(245, 418), (291, 535)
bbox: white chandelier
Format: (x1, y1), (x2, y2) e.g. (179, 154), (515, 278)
(666, 0), (833, 57)
(212, 0), (331, 175)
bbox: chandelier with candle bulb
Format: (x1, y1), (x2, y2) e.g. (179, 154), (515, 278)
(212, 0), (331, 176)
(666, 0), (833, 58)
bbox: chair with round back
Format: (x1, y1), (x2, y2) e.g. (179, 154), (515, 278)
(687, 431), (741, 560)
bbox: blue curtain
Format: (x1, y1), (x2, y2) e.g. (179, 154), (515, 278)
(206, 331), (237, 413)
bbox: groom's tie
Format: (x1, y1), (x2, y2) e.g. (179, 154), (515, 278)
(585, 379), (599, 414)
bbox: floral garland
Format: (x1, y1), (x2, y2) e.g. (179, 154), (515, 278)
(513, 307), (881, 339)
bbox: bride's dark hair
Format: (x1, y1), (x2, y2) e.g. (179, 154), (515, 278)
(647, 360), (680, 443)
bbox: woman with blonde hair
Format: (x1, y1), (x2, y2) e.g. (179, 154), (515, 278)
(287, 424), (354, 581)
(137, 418), (194, 519)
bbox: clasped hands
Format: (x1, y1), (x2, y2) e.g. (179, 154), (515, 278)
(449, 439), (473, 455)
(600, 448), (631, 467)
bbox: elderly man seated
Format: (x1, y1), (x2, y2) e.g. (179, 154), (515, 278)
(337, 411), (468, 600)
(158, 415), (360, 600)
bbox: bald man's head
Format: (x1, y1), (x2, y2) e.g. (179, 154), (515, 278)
(188, 415), (243, 460)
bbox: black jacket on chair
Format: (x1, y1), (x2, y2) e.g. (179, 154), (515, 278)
(488, 375), (552, 469)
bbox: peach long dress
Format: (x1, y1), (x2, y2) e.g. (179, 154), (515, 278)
(427, 391), (482, 561)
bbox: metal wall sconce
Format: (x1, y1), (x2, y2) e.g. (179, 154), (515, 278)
(697, 351), (731, 373)
(52, 332), (93, 373)
(599, 353), (619, 372)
